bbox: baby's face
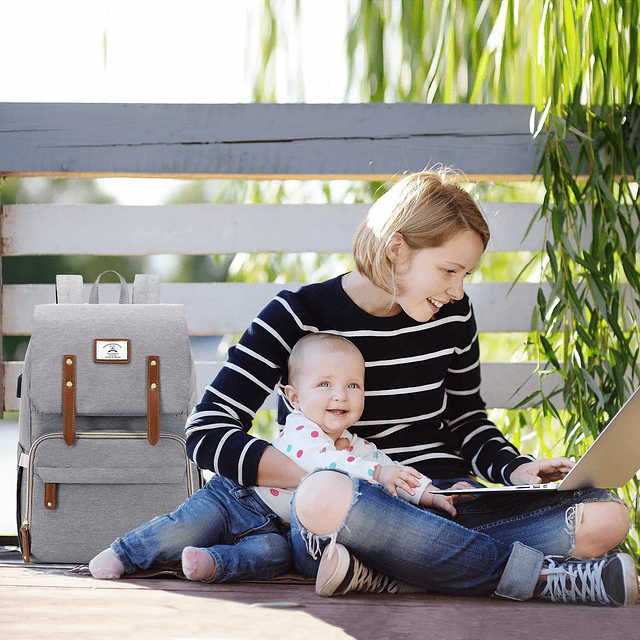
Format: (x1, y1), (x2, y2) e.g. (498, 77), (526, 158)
(290, 346), (365, 441)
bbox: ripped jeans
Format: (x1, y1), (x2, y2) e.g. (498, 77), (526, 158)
(290, 472), (625, 601)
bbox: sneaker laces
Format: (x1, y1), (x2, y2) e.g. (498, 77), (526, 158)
(344, 556), (399, 594)
(539, 557), (610, 605)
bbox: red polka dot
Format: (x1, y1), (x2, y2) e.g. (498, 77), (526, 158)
(348, 446), (354, 452)
(319, 447), (327, 453)
(296, 425), (305, 430)
(270, 489), (280, 496)
(296, 450), (304, 458)
(310, 431), (319, 438)
(347, 456), (355, 462)
(364, 440), (370, 445)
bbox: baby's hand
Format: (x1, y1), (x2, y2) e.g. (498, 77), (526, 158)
(375, 465), (422, 497)
(420, 481), (475, 516)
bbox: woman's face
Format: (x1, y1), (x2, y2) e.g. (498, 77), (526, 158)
(391, 229), (485, 323)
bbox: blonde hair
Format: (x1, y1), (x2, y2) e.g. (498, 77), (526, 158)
(352, 170), (490, 295)
(287, 333), (364, 385)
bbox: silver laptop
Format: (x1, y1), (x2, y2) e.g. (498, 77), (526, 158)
(433, 386), (640, 495)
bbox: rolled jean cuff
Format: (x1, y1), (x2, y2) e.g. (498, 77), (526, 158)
(110, 539), (137, 574)
(494, 541), (544, 601)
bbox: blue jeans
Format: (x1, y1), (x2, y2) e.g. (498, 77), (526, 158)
(290, 472), (623, 601)
(111, 475), (292, 583)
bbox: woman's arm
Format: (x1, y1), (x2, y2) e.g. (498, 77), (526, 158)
(185, 291), (308, 486)
(446, 301), (534, 484)
(256, 445), (306, 489)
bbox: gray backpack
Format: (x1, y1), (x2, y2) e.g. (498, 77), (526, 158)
(17, 271), (201, 563)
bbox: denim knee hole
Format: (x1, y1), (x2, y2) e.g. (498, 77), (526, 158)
(293, 468), (361, 560)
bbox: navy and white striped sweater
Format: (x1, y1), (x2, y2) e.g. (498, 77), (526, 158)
(185, 274), (533, 487)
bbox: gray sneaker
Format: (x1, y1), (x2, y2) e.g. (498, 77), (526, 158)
(537, 553), (638, 606)
(315, 543), (399, 597)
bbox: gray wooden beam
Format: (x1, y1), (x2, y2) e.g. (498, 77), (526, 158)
(3, 281), (547, 335)
(0, 103), (540, 180)
(1, 202), (545, 256)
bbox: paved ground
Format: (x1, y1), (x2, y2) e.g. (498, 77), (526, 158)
(1, 558), (639, 640)
(3, 415), (640, 639)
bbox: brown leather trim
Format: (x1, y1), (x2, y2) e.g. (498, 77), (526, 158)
(21, 524), (30, 563)
(147, 356), (160, 446)
(63, 355), (76, 446)
(45, 483), (57, 510)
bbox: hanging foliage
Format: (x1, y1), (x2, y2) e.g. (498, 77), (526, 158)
(531, 1), (640, 556)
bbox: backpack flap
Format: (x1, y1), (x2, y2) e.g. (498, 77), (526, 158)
(27, 303), (192, 420)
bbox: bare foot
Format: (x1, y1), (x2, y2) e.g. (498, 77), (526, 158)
(89, 548), (125, 580)
(181, 546), (216, 582)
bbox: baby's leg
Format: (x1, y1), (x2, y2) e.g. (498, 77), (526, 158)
(89, 478), (237, 579)
(182, 533), (292, 583)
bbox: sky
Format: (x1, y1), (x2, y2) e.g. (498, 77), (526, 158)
(1, 0), (350, 203)
(1, 0), (348, 104)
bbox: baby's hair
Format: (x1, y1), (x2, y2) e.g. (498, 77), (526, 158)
(287, 333), (364, 386)
(352, 169), (490, 295)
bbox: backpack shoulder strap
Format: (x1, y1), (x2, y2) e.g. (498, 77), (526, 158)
(55, 275), (84, 304)
(132, 274), (161, 304)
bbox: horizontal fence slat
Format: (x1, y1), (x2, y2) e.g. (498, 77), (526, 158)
(2, 361), (561, 413)
(1, 202), (545, 256)
(2, 204), (362, 255)
(193, 362), (561, 411)
(0, 103), (539, 179)
(3, 281), (543, 336)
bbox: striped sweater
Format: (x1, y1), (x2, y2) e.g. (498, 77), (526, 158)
(185, 274), (534, 487)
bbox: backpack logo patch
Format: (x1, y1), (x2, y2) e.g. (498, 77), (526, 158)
(94, 339), (130, 363)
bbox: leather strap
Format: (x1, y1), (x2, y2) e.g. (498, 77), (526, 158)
(63, 355), (76, 446)
(147, 356), (160, 446)
(45, 483), (57, 510)
(21, 524), (30, 563)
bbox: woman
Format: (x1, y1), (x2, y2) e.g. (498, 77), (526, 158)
(186, 171), (635, 606)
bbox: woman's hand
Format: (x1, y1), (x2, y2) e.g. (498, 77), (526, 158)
(508, 457), (574, 486)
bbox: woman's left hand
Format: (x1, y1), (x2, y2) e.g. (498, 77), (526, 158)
(509, 457), (575, 486)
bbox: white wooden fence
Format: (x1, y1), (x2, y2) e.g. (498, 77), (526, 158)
(1, 102), (556, 414)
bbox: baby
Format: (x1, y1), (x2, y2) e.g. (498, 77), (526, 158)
(258, 332), (468, 517)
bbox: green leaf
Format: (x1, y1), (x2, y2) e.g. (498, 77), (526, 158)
(539, 334), (561, 371)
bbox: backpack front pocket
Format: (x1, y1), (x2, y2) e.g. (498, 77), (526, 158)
(21, 433), (195, 563)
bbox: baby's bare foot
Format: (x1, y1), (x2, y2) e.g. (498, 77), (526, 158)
(89, 548), (125, 579)
(181, 546), (216, 582)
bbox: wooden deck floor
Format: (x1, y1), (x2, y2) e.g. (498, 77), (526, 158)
(1, 553), (640, 640)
